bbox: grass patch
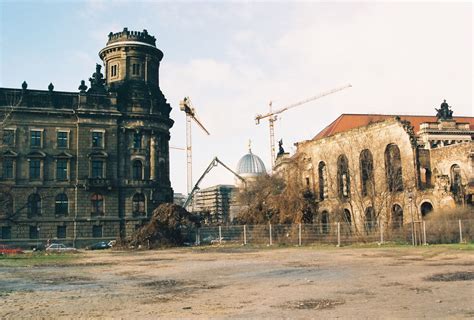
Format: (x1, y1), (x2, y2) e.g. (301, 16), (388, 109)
(0, 252), (82, 267)
(426, 271), (474, 282)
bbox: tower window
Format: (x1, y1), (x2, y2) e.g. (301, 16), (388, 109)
(133, 132), (142, 149)
(132, 193), (146, 215)
(111, 65), (118, 77)
(132, 63), (140, 76)
(132, 160), (143, 180)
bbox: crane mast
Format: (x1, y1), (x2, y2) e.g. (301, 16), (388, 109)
(179, 97), (210, 201)
(255, 83), (352, 168)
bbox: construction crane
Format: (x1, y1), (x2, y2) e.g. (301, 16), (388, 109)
(183, 156), (246, 209)
(179, 97), (210, 196)
(255, 83), (352, 168)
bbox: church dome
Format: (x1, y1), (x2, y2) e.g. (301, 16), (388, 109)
(236, 149), (267, 177)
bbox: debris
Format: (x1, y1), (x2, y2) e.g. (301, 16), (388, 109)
(129, 204), (200, 248)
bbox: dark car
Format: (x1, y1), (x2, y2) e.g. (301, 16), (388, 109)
(0, 244), (24, 255)
(86, 241), (111, 250)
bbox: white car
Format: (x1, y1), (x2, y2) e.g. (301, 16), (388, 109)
(45, 243), (77, 253)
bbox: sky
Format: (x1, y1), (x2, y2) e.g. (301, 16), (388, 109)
(0, 1), (472, 194)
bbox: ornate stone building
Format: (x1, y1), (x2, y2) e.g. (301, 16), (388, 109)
(275, 101), (473, 231)
(0, 28), (173, 247)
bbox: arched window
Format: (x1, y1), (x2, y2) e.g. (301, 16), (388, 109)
(27, 193), (41, 217)
(365, 207), (376, 233)
(343, 208), (352, 225)
(132, 160), (143, 180)
(91, 193), (104, 216)
(337, 155), (350, 199)
(321, 211), (330, 234)
(392, 204), (403, 228)
(55, 193), (68, 215)
(450, 164), (462, 200)
(0, 192), (13, 218)
(132, 193), (146, 215)
(360, 149), (374, 197)
(318, 161), (327, 200)
(420, 202), (433, 217)
(385, 144), (403, 192)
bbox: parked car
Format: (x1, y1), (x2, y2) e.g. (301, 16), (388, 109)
(86, 241), (111, 250)
(0, 244), (24, 255)
(45, 243), (77, 253)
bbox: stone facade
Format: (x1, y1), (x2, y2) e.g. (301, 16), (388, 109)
(0, 28), (173, 247)
(275, 106), (473, 231)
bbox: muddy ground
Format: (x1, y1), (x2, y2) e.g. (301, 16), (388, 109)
(1, 245), (473, 319)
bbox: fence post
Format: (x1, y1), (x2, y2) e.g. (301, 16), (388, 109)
(269, 223), (273, 246)
(459, 220), (463, 243)
(337, 222), (341, 247)
(218, 226), (222, 245)
(195, 227), (200, 245)
(243, 225), (247, 245)
(422, 220), (427, 245)
(380, 222), (384, 245)
(298, 223), (302, 246)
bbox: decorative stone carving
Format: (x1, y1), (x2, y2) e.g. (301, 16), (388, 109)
(88, 64), (107, 94)
(78, 80), (88, 93)
(435, 100), (453, 120)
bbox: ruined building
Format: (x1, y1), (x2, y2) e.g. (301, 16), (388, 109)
(275, 100), (473, 230)
(0, 28), (173, 246)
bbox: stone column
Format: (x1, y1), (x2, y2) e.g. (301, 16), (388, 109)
(150, 134), (156, 180)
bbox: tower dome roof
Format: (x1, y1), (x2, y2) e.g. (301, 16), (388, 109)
(236, 149), (266, 177)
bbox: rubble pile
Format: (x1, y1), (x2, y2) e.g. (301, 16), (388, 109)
(129, 203), (200, 248)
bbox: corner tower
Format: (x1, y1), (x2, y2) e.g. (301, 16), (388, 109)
(99, 28), (174, 235)
(99, 28), (170, 115)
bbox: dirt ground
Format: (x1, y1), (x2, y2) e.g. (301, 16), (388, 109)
(1, 245), (473, 319)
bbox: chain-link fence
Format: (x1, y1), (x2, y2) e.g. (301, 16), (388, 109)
(181, 219), (474, 246)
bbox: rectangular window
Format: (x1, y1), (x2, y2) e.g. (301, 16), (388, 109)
(57, 226), (67, 239)
(57, 131), (68, 148)
(3, 159), (14, 179)
(56, 159), (68, 180)
(92, 225), (103, 238)
(29, 159), (41, 180)
(92, 132), (104, 148)
(30, 130), (42, 148)
(1, 226), (11, 240)
(91, 160), (104, 178)
(2, 130), (15, 147)
(29, 226), (39, 239)
(132, 63), (140, 75)
(133, 132), (142, 149)
(111, 65), (117, 77)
